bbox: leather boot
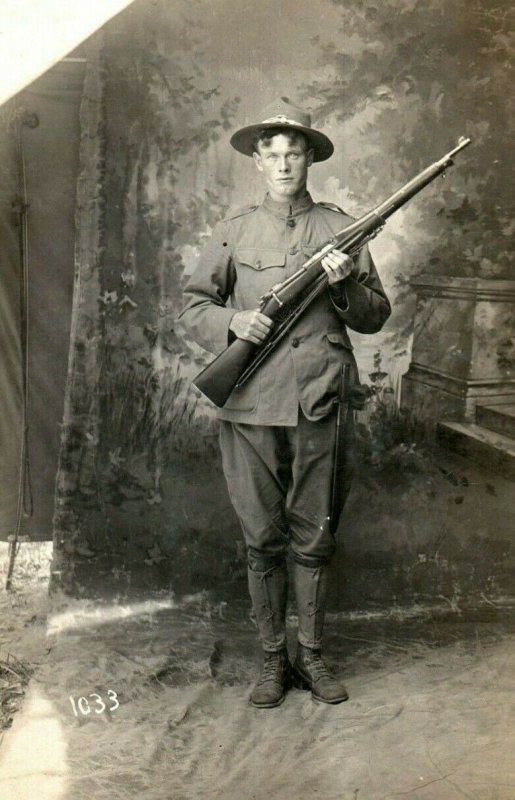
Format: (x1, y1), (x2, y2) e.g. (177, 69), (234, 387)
(250, 649), (291, 708)
(293, 644), (348, 704)
(247, 564), (291, 708)
(292, 561), (348, 704)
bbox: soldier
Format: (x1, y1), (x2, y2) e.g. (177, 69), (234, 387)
(179, 98), (391, 708)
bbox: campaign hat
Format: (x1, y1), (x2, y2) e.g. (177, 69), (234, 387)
(230, 97), (334, 163)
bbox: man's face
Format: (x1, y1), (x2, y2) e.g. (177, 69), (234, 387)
(253, 132), (313, 203)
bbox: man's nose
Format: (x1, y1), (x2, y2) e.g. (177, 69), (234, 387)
(278, 157), (290, 172)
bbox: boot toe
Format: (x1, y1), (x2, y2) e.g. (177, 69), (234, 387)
(312, 678), (349, 704)
(250, 681), (286, 708)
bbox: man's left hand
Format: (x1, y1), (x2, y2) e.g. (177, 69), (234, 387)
(321, 250), (354, 284)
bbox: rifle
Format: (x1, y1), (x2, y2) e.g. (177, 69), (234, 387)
(193, 137), (471, 408)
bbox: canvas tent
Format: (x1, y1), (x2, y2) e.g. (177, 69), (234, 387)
(0, 1), (135, 541)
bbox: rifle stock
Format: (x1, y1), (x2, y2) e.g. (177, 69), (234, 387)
(194, 337), (258, 407)
(192, 137), (471, 407)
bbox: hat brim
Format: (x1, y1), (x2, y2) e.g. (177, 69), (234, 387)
(230, 122), (334, 163)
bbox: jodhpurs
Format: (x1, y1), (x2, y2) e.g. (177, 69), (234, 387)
(219, 409), (348, 571)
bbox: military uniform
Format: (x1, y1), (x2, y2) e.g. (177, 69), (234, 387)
(182, 192), (390, 425)
(180, 191), (390, 575)
(180, 98), (391, 707)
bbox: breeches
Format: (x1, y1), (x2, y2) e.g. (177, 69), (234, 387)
(219, 410), (341, 570)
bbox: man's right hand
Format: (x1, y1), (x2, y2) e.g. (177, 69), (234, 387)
(229, 309), (273, 345)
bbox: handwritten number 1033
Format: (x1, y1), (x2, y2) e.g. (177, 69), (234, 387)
(69, 690), (120, 717)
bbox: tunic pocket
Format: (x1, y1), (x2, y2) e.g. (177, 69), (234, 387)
(325, 330), (354, 352)
(233, 249), (287, 307)
(235, 248), (286, 271)
(222, 370), (260, 412)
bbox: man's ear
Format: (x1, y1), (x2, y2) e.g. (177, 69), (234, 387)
(252, 151), (264, 173)
(307, 148), (314, 167)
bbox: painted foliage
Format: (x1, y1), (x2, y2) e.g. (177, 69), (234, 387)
(300, 0), (514, 346)
(54, 0), (514, 594)
(54, 2), (244, 590)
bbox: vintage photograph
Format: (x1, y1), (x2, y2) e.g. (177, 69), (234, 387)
(1, 1), (514, 798)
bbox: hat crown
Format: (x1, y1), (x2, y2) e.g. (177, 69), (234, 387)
(260, 97), (312, 130)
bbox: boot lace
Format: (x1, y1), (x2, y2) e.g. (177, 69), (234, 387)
(305, 651), (332, 682)
(259, 652), (284, 684)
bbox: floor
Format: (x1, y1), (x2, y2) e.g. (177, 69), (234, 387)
(1, 557), (514, 800)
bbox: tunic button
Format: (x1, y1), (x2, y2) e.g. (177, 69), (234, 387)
(291, 337), (300, 348)
(255, 260), (261, 269)
(287, 218), (296, 228)
(289, 247), (298, 256)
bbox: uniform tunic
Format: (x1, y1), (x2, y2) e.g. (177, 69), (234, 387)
(180, 191), (391, 426)
(179, 191), (391, 566)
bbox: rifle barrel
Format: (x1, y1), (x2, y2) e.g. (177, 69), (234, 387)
(443, 137), (472, 160)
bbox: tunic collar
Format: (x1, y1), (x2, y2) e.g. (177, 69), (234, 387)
(261, 191), (314, 219)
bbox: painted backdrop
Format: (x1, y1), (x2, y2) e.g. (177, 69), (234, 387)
(51, 0), (514, 598)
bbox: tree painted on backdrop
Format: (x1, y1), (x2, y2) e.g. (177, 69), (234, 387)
(54, 2), (243, 585)
(99, 0), (240, 495)
(300, 0), (514, 350)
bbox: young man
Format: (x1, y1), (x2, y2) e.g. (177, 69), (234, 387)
(180, 98), (391, 707)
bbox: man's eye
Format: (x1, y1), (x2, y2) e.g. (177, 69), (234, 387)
(288, 154), (299, 160)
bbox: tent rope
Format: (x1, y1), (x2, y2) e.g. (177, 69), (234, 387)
(6, 110), (36, 591)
